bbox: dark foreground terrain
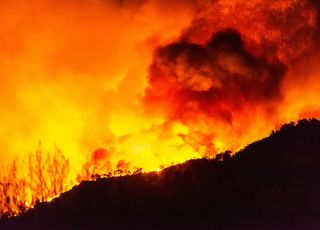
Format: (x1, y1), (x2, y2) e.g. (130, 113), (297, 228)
(1, 119), (320, 229)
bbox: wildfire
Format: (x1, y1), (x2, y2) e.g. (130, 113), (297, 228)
(0, 0), (320, 217)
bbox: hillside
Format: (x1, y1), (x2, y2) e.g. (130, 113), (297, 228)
(2, 119), (320, 229)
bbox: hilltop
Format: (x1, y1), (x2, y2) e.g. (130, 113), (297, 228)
(2, 119), (320, 229)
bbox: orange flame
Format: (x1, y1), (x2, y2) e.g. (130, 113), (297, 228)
(0, 0), (320, 216)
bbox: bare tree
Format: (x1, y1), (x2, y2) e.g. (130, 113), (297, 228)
(0, 145), (70, 217)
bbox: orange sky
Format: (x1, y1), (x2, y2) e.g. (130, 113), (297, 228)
(0, 0), (319, 180)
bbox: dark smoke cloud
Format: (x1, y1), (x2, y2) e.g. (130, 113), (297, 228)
(145, 29), (286, 123)
(309, 0), (320, 42)
(180, 0), (318, 64)
(109, 0), (147, 9)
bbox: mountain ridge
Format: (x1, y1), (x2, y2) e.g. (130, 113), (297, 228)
(2, 118), (320, 229)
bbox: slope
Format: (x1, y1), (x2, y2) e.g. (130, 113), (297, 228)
(2, 119), (320, 229)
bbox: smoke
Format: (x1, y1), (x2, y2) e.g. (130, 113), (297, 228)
(146, 29), (286, 117)
(143, 0), (320, 156)
(144, 29), (286, 155)
(0, 0), (196, 173)
(0, 0), (320, 179)
(182, 0), (318, 63)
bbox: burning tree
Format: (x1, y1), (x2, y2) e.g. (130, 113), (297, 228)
(0, 145), (69, 217)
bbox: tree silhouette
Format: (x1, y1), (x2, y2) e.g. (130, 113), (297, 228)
(0, 145), (69, 216)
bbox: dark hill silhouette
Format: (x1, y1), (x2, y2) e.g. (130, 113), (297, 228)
(2, 118), (320, 230)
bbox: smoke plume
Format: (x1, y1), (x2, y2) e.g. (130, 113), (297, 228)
(0, 0), (320, 183)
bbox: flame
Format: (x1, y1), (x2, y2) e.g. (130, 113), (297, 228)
(0, 0), (320, 216)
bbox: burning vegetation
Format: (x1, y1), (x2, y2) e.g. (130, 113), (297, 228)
(1, 0), (320, 217)
(0, 146), (69, 216)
